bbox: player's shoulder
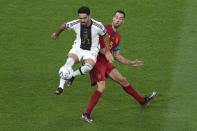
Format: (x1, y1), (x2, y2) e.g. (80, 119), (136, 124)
(66, 19), (80, 28)
(91, 19), (104, 30)
(91, 18), (103, 25)
(104, 24), (112, 28)
(104, 24), (113, 31)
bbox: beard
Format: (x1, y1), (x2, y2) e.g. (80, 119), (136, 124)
(113, 23), (120, 29)
(81, 22), (87, 27)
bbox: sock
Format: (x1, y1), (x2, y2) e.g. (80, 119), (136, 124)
(65, 57), (75, 67)
(73, 69), (80, 77)
(59, 78), (66, 89)
(123, 84), (145, 104)
(73, 63), (93, 77)
(85, 90), (102, 115)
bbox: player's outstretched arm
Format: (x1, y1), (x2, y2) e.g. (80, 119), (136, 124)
(51, 24), (66, 40)
(114, 51), (143, 66)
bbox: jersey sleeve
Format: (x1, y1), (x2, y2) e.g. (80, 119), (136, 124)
(65, 19), (80, 30)
(93, 21), (107, 36)
(99, 24), (107, 36)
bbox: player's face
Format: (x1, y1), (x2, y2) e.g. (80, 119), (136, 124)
(112, 12), (124, 29)
(78, 13), (90, 26)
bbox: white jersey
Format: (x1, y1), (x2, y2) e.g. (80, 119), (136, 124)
(65, 19), (107, 52)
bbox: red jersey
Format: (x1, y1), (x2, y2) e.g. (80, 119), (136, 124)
(99, 24), (121, 55)
(89, 25), (121, 86)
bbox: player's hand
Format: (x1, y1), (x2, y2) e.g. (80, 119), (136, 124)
(130, 59), (143, 66)
(105, 51), (114, 63)
(51, 33), (58, 40)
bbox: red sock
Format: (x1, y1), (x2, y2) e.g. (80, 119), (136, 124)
(123, 84), (145, 104)
(85, 90), (102, 115)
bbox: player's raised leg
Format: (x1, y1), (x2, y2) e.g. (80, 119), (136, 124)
(54, 53), (78, 95)
(66, 58), (95, 87)
(65, 53), (79, 66)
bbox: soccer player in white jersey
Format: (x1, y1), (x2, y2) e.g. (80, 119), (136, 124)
(51, 6), (113, 95)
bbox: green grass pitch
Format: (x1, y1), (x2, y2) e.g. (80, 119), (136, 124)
(0, 0), (197, 130)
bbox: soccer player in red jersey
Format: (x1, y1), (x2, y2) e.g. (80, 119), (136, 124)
(81, 10), (157, 123)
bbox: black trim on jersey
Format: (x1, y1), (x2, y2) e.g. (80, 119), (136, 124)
(92, 21), (103, 30)
(80, 21), (92, 50)
(66, 20), (80, 29)
(79, 67), (84, 75)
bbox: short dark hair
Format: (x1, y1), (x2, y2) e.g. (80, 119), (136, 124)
(78, 6), (90, 15)
(115, 10), (125, 18)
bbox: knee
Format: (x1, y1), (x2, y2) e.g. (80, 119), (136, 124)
(80, 63), (93, 75)
(84, 63), (93, 71)
(97, 86), (106, 93)
(97, 81), (106, 93)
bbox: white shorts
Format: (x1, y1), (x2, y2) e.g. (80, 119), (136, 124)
(68, 44), (98, 63)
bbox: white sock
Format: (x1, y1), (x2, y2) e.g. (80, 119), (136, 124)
(73, 63), (93, 77)
(59, 78), (66, 89)
(73, 70), (80, 77)
(65, 57), (75, 67)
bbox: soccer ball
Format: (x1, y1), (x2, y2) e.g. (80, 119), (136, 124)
(59, 65), (73, 80)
